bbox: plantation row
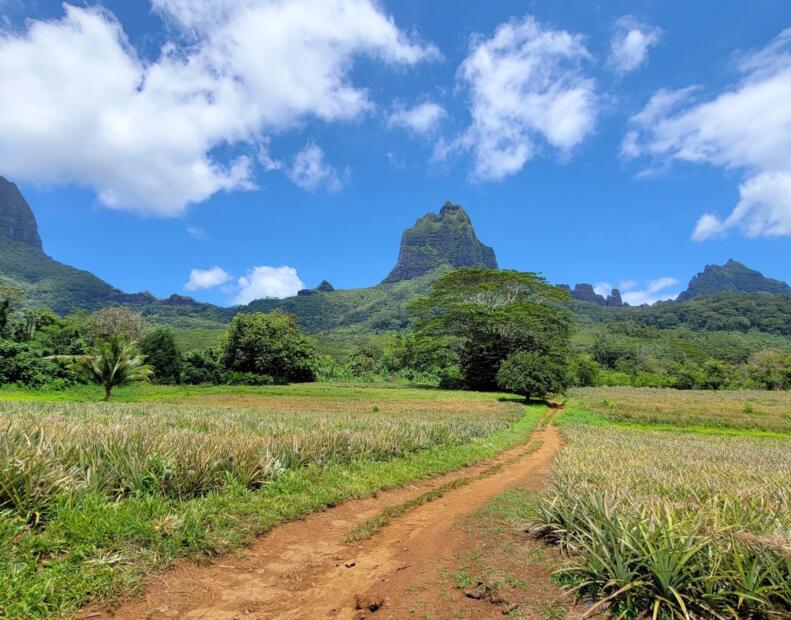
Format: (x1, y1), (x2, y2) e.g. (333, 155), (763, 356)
(534, 394), (791, 617)
(0, 396), (520, 525)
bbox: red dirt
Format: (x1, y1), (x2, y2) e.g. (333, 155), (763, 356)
(96, 423), (563, 620)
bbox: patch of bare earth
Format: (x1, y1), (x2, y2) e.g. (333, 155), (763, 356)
(92, 424), (565, 620)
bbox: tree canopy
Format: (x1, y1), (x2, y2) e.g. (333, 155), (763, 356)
(221, 311), (317, 383)
(410, 269), (571, 392)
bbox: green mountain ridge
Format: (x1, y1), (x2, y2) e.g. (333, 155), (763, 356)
(677, 259), (791, 301)
(2, 176), (791, 346)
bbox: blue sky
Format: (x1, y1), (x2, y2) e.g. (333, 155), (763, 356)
(1, 0), (790, 306)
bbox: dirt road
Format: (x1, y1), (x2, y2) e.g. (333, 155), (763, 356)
(101, 423), (561, 619)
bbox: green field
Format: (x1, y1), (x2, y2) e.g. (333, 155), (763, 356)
(0, 383), (543, 618)
(535, 388), (791, 617)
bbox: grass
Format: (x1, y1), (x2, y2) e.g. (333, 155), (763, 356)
(534, 389), (791, 618)
(441, 488), (572, 619)
(0, 384), (543, 618)
(568, 386), (791, 434)
(345, 438), (542, 543)
(0, 381), (519, 403)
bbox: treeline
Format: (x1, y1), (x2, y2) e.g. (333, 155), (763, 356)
(3, 275), (790, 397)
(576, 291), (791, 335)
(569, 321), (791, 390)
(0, 293), (318, 397)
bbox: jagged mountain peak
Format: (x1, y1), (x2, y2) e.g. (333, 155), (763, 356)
(382, 202), (498, 283)
(676, 259), (790, 301)
(0, 175), (43, 249)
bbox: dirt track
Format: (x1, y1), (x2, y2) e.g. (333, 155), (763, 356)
(100, 423), (561, 619)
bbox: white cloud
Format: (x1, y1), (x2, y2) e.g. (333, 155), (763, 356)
(387, 101), (446, 135)
(442, 16), (597, 181)
(185, 266), (231, 291)
(0, 1), (437, 216)
(287, 143), (344, 192)
(186, 225), (207, 239)
(609, 16), (661, 74)
(233, 266), (304, 304)
(621, 276), (680, 305)
(619, 279), (638, 291)
(624, 28), (791, 239)
(593, 282), (612, 297)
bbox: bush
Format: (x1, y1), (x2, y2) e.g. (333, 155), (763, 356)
(496, 351), (568, 401)
(0, 340), (80, 388)
(568, 355), (600, 387)
(181, 348), (223, 385)
(746, 349), (791, 390)
(140, 327), (181, 384)
(221, 311), (317, 383)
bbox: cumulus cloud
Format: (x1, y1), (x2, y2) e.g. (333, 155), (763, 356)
(0, 1), (437, 216)
(594, 277), (679, 305)
(440, 16), (597, 181)
(387, 101), (446, 135)
(609, 16), (661, 74)
(623, 28), (791, 240)
(233, 266), (304, 304)
(185, 266), (231, 291)
(287, 143), (344, 192)
(622, 277), (679, 305)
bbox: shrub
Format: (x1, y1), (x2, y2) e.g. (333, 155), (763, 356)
(567, 355), (600, 387)
(181, 348), (223, 385)
(746, 349), (791, 390)
(0, 340), (80, 388)
(496, 350), (568, 401)
(140, 327), (182, 384)
(221, 311), (317, 383)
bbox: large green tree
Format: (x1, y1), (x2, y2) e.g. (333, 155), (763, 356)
(410, 269), (571, 391)
(221, 311), (317, 383)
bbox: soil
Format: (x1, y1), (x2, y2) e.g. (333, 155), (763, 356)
(92, 422), (566, 620)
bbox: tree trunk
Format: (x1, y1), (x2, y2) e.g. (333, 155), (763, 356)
(104, 385), (112, 401)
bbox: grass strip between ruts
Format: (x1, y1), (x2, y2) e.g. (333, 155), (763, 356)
(345, 439), (542, 543)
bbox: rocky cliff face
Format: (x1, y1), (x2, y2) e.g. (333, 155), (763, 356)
(297, 280), (335, 296)
(677, 259), (790, 301)
(0, 176), (42, 249)
(559, 283), (625, 307)
(383, 202), (498, 283)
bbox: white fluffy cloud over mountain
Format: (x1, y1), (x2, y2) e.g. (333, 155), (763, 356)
(233, 266), (304, 304)
(623, 28), (791, 240)
(595, 277), (680, 306)
(0, 1), (437, 216)
(439, 16), (598, 181)
(184, 263), (304, 304)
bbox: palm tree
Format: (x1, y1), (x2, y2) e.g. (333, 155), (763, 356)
(71, 336), (154, 401)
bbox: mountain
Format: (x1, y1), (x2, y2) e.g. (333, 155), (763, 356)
(676, 259), (790, 302)
(0, 176), (156, 313)
(383, 201), (497, 283)
(559, 283), (624, 307)
(3, 178), (790, 345)
(0, 176), (42, 248)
